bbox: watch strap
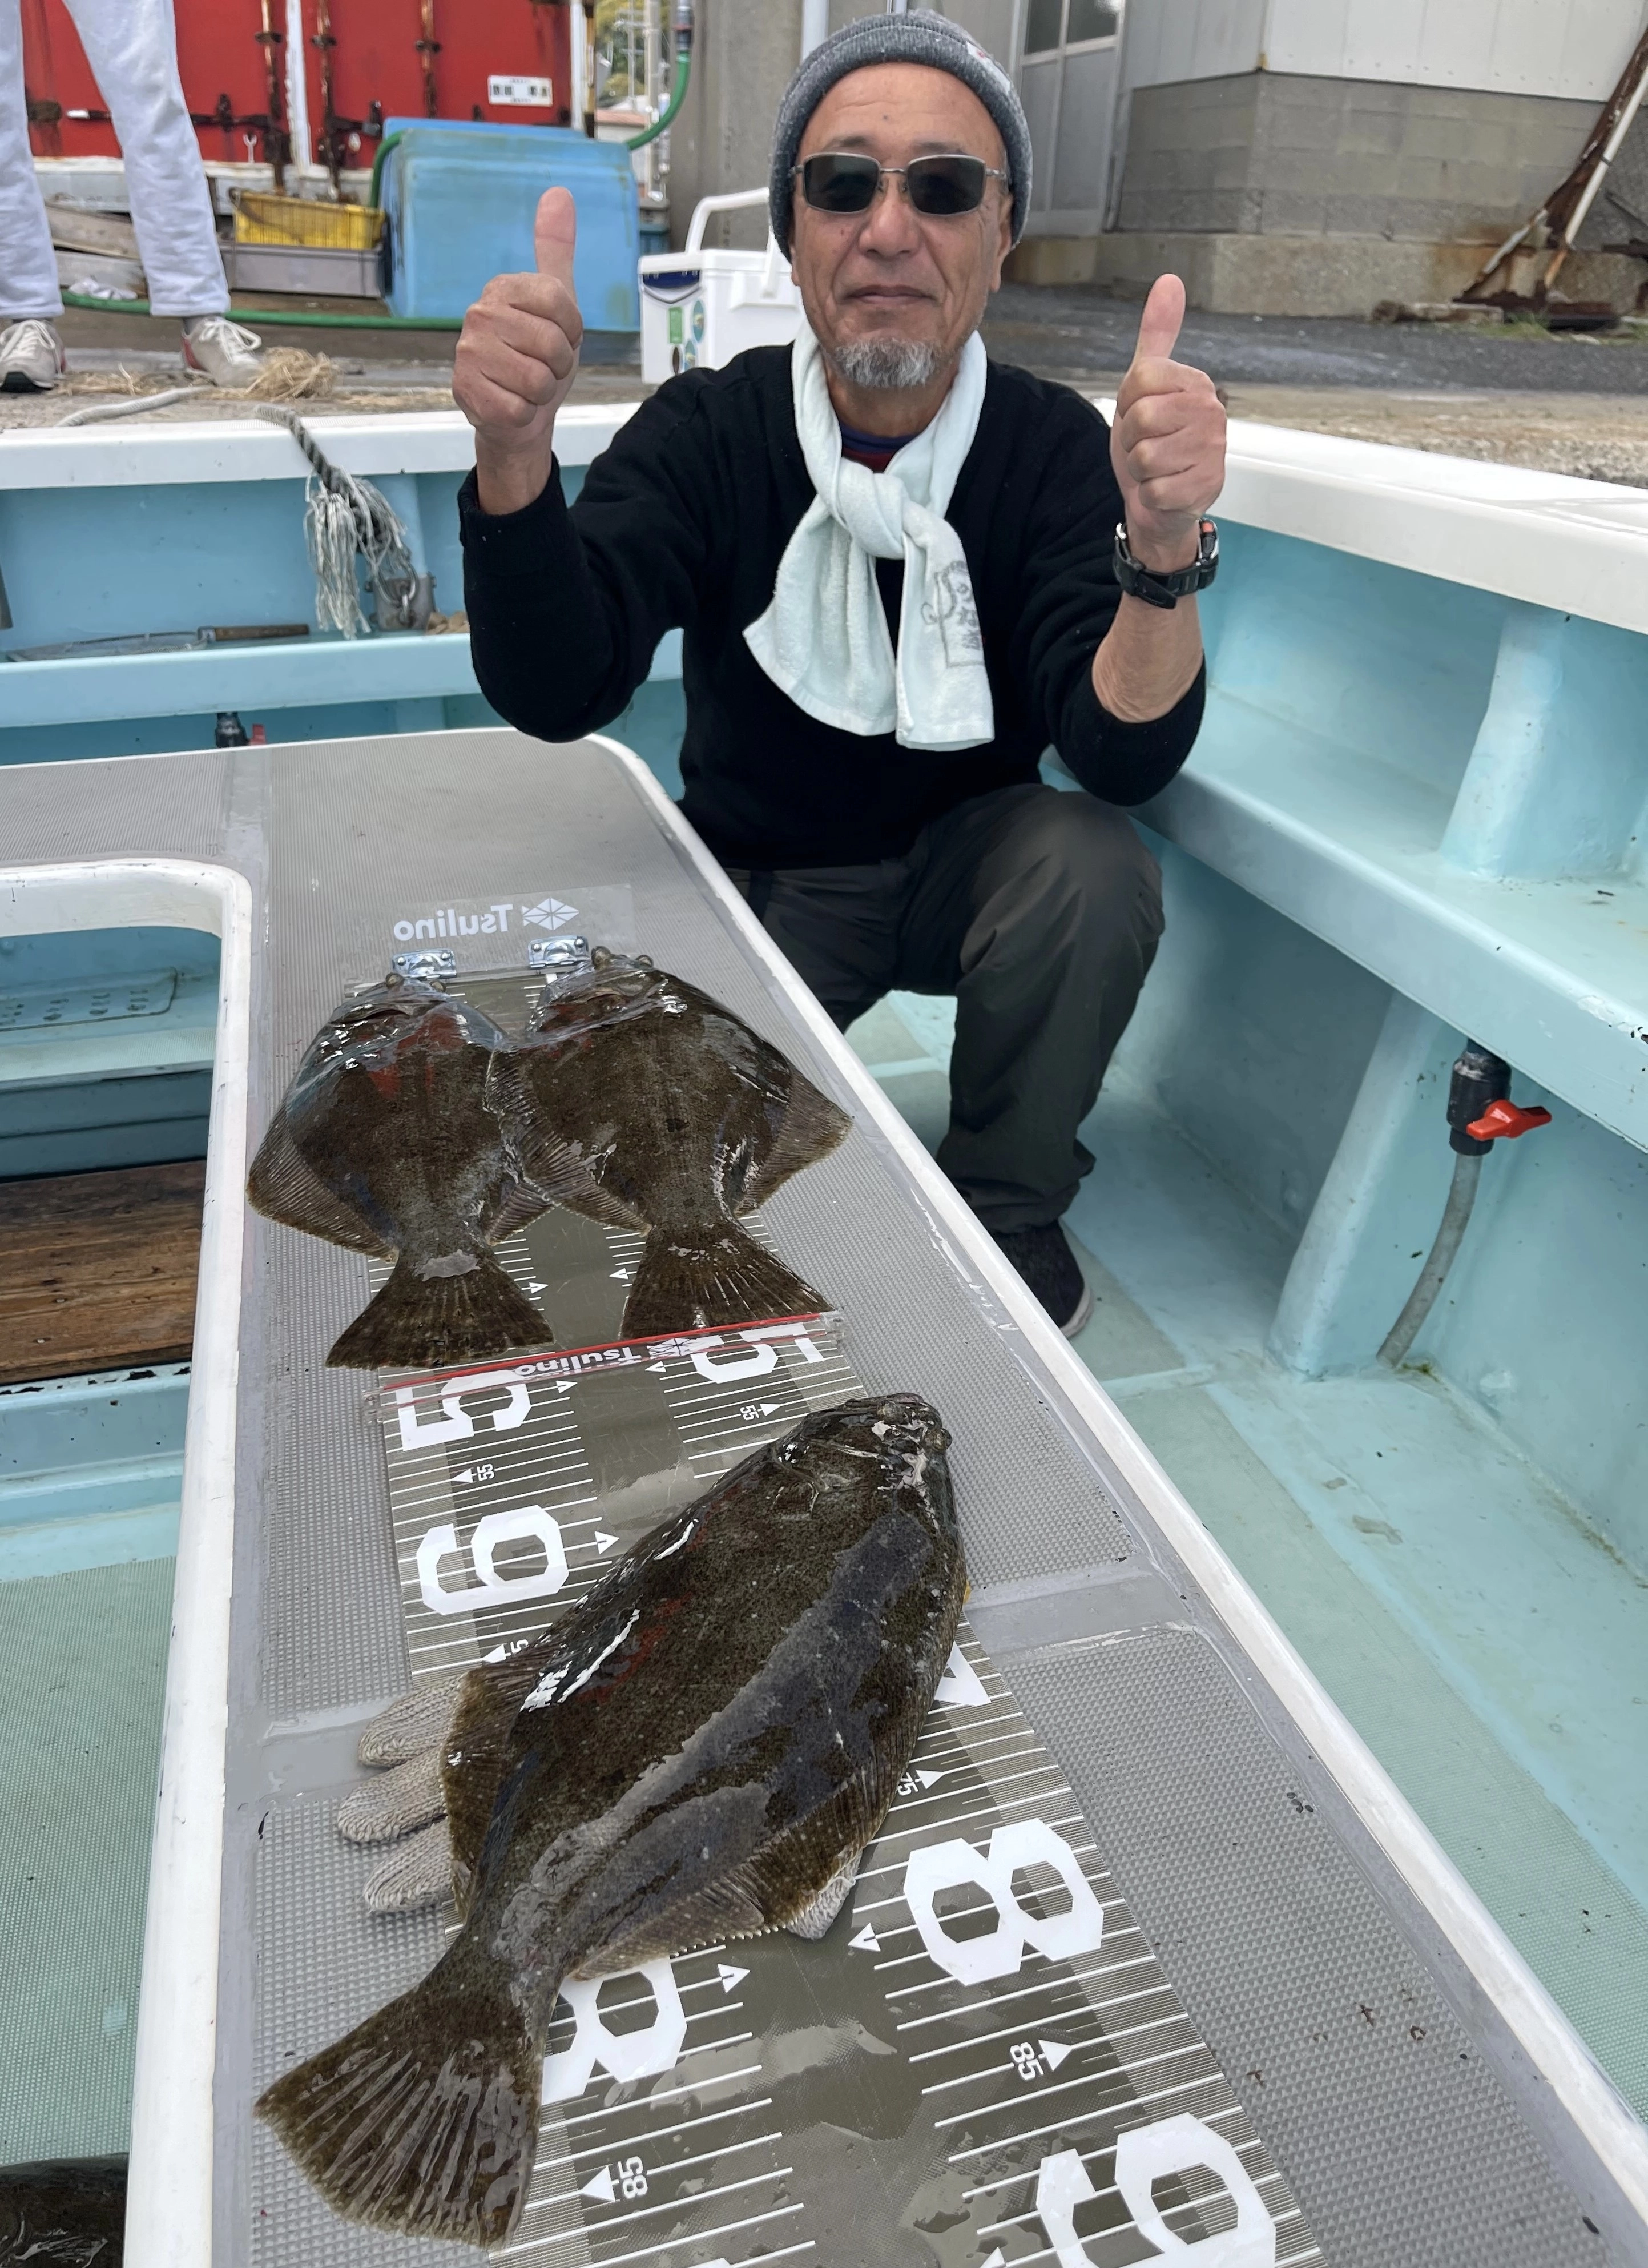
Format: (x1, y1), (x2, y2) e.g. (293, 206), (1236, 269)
(1114, 518), (1219, 609)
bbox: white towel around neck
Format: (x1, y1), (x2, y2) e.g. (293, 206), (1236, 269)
(743, 325), (994, 752)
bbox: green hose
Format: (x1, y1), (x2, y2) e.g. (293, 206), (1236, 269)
(626, 45), (690, 148)
(62, 292), (461, 329)
(368, 128), (404, 213)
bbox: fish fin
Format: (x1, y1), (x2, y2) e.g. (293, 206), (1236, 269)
(781, 1849), (864, 1942)
(444, 1641), (569, 1917)
(740, 1070), (852, 1212)
(362, 1819), (453, 1915)
(623, 1219), (829, 1338)
(486, 1057), (646, 1231)
(480, 1176), (554, 1245)
(255, 1951), (542, 2245)
(247, 1107), (393, 1258)
(327, 1248), (549, 1371)
(358, 1672), (469, 1767)
(578, 1877), (775, 1972)
(337, 1749), (446, 1846)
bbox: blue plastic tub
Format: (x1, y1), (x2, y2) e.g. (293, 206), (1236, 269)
(378, 118), (639, 330)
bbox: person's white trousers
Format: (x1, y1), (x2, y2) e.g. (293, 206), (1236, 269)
(0, 0), (227, 318)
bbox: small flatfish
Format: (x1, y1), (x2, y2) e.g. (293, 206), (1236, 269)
(488, 951), (851, 1337)
(0, 2156), (126, 2265)
(248, 971), (563, 1370)
(257, 1393), (962, 2247)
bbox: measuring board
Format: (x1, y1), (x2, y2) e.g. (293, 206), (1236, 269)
(341, 1210), (1327, 2265)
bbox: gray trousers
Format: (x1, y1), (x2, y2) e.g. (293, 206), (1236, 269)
(729, 784), (1163, 1233)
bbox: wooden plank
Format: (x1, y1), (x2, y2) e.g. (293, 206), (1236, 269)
(0, 1161), (204, 1385)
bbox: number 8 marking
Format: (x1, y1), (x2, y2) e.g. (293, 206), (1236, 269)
(902, 1819), (1105, 1985)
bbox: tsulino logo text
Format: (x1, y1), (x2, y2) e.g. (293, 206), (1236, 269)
(390, 896), (579, 944)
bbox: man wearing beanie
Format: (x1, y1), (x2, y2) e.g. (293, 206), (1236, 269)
(454, 10), (1226, 1336)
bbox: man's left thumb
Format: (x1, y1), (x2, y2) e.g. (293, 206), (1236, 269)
(1130, 273), (1186, 367)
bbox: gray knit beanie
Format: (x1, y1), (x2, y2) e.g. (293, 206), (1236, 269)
(770, 10), (1031, 256)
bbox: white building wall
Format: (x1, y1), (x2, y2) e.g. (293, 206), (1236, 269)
(1122, 0), (1646, 99)
(1266, 0), (1646, 98)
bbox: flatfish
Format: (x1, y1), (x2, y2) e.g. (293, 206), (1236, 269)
(489, 951), (850, 1338)
(249, 971), (559, 1370)
(0, 2156), (126, 2265)
(257, 1393), (962, 2247)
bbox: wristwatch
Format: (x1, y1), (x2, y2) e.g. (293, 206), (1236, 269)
(1113, 518), (1219, 609)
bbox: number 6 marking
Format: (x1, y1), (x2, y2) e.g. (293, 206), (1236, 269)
(416, 1504), (569, 1616)
(902, 1819), (1104, 1984)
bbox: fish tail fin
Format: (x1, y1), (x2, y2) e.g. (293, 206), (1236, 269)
(624, 1218), (827, 1338)
(328, 1248), (547, 1370)
(255, 1956), (543, 2245)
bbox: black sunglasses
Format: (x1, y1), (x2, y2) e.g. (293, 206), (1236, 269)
(795, 150), (1008, 219)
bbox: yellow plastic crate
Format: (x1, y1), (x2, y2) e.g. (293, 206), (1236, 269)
(231, 192), (384, 250)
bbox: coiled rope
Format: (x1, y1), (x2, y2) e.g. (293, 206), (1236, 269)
(249, 403), (414, 638)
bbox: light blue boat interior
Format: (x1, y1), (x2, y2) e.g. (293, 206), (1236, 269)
(1, 437), (1645, 2166)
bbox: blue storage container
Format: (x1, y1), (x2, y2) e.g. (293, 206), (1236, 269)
(380, 119), (639, 332)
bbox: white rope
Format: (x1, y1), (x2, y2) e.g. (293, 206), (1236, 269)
(253, 405), (415, 638)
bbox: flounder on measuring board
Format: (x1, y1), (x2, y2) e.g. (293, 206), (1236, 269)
(257, 1393), (963, 2247)
(0, 2155), (126, 2265)
(248, 971), (570, 1370)
(487, 948), (851, 1338)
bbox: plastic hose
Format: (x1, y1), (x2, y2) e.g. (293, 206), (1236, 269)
(62, 292), (461, 330)
(1377, 1151), (1482, 1369)
(626, 43), (691, 148)
(367, 128), (403, 211)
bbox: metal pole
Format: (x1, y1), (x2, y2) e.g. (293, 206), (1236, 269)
(801, 0), (829, 54)
(583, 0), (597, 135)
(416, 0), (440, 117)
(255, 0), (289, 188)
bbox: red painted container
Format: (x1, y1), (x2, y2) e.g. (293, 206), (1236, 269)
(21, 0), (575, 176)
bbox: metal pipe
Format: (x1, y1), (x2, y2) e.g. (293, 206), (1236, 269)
(582, 0), (597, 136)
(416, 0), (440, 118)
(801, 0), (830, 57)
(1377, 1152), (1482, 1369)
(312, 0), (340, 192)
(255, 0), (289, 189)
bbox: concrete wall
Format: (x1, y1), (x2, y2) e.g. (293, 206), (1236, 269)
(1116, 70), (1602, 242)
(669, 0), (804, 249)
(1121, 0), (1647, 103)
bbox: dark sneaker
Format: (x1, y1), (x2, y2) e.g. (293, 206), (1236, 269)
(992, 1223), (1094, 1337)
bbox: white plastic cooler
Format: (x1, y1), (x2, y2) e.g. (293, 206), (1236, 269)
(639, 188), (804, 384)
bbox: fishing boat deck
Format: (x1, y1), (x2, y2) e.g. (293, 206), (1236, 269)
(5, 728), (1645, 2268)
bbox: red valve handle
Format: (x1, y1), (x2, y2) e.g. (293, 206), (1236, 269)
(1465, 1099), (1553, 1141)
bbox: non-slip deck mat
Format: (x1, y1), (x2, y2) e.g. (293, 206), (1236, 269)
(9, 733), (1640, 2264)
(1006, 1631), (1608, 2268)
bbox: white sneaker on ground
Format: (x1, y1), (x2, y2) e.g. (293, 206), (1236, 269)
(180, 314), (264, 387)
(0, 319), (66, 392)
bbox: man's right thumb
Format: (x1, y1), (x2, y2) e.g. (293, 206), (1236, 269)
(534, 187), (578, 284)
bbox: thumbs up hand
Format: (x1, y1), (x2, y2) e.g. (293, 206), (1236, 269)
(454, 187), (585, 515)
(1109, 275), (1226, 569)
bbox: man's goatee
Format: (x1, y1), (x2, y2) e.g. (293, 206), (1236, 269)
(826, 337), (945, 392)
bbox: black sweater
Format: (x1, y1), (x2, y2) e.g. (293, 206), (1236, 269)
(460, 346), (1204, 870)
